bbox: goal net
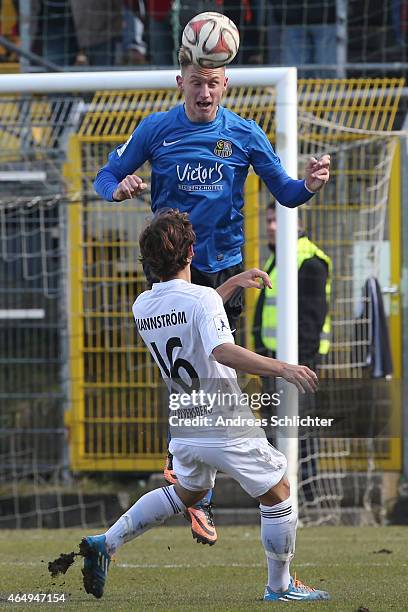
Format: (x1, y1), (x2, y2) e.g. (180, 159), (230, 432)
(0, 72), (403, 528)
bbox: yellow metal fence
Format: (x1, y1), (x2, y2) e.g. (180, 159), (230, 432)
(65, 78), (403, 471)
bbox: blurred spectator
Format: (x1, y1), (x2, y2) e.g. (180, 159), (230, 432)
(123, 0), (147, 65)
(223, 0), (263, 63)
(39, 1), (78, 66)
(388, 0), (408, 62)
(146, 0), (174, 65)
(253, 202), (331, 369)
(222, 0), (244, 63)
(35, 0), (123, 67)
(0, 0), (19, 33)
(244, 0), (268, 64)
(401, 0), (408, 35)
(0, 0), (19, 62)
(348, 0), (402, 64)
(266, 2), (282, 65)
(273, 0), (337, 76)
(71, 0), (123, 66)
(253, 202), (331, 499)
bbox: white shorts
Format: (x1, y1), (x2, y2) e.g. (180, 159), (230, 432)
(169, 437), (287, 499)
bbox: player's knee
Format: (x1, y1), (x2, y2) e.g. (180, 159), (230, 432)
(259, 476), (290, 505)
(174, 483), (209, 507)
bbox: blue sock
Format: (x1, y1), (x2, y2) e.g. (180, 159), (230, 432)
(195, 488), (212, 506)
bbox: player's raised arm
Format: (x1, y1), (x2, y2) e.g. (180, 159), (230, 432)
(212, 343), (318, 394)
(94, 116), (152, 202)
(216, 268), (272, 303)
(249, 122), (331, 207)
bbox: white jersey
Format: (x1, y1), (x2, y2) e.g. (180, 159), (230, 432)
(132, 278), (265, 446)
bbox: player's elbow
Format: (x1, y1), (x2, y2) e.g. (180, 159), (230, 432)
(212, 344), (234, 367)
(93, 168), (118, 202)
(93, 179), (101, 198)
(277, 199), (300, 209)
(274, 192), (302, 208)
(93, 169), (106, 196)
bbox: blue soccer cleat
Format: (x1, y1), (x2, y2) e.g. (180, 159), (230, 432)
(264, 574), (330, 602)
(79, 535), (111, 599)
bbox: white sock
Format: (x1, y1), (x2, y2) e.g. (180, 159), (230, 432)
(104, 485), (186, 555)
(260, 498), (297, 592)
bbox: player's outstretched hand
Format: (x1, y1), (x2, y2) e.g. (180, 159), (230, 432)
(305, 154), (331, 193)
(232, 268), (272, 290)
(280, 363), (318, 394)
(113, 174), (147, 201)
(216, 268), (272, 303)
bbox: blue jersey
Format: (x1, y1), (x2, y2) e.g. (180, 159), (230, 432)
(94, 104), (313, 273)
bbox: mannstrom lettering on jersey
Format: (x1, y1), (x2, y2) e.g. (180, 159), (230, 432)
(136, 310), (187, 331)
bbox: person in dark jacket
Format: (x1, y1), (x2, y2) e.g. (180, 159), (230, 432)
(253, 201), (331, 371)
(33, 0), (122, 67)
(253, 201), (331, 500)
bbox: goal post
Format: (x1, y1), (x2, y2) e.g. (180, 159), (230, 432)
(0, 66), (300, 507)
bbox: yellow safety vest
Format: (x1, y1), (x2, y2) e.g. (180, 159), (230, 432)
(261, 236), (332, 354)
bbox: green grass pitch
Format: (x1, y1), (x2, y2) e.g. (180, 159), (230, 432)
(0, 526), (406, 611)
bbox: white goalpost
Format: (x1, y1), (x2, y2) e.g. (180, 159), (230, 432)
(0, 67), (300, 509)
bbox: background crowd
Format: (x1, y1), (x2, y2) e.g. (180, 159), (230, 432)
(0, 1), (407, 75)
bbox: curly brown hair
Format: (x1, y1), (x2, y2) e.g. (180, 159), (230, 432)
(139, 209), (196, 281)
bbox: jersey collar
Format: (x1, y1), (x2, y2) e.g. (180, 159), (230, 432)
(152, 278), (190, 290)
(178, 104), (224, 127)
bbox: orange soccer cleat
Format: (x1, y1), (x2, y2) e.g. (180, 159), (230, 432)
(184, 502), (217, 546)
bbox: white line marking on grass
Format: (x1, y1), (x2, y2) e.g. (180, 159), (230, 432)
(117, 562), (265, 569)
(0, 561), (405, 569)
(115, 561), (405, 569)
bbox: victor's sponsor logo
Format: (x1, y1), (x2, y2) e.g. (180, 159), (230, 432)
(214, 140), (232, 158)
(176, 161), (224, 191)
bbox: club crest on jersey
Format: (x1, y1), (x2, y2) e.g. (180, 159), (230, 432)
(214, 140), (232, 158)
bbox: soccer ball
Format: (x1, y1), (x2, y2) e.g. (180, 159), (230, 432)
(181, 12), (240, 68)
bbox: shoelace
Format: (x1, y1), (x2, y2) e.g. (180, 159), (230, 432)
(164, 456), (177, 482)
(293, 573), (316, 592)
(201, 503), (215, 527)
(165, 454), (174, 470)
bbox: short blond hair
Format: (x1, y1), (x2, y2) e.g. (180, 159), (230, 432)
(178, 46), (193, 71)
(178, 46), (227, 75)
